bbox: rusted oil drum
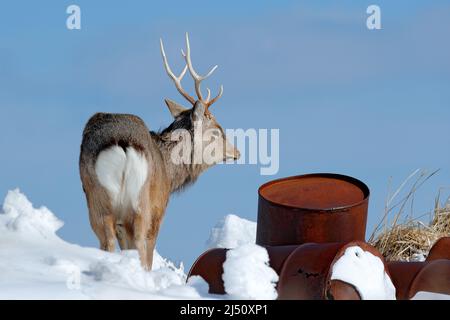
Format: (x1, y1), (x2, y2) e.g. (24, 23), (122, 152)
(188, 246), (299, 295)
(386, 262), (424, 300)
(188, 248), (227, 294)
(388, 260), (450, 299)
(256, 173), (370, 246)
(277, 241), (389, 300)
(388, 237), (450, 299)
(409, 260), (450, 298)
(188, 242), (388, 300)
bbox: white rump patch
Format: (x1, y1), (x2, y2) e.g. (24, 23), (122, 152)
(95, 146), (148, 212)
(331, 246), (396, 300)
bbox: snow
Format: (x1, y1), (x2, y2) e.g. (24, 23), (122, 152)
(331, 246), (396, 300)
(222, 244), (279, 300)
(0, 189), (263, 300)
(1, 189), (64, 239)
(412, 292), (450, 300)
(1, 189), (448, 300)
(207, 214), (256, 249)
(0, 189), (207, 299)
(208, 215), (279, 300)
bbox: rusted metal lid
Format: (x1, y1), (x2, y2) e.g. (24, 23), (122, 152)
(259, 173), (369, 210)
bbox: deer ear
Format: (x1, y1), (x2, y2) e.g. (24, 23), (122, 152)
(192, 101), (206, 122)
(165, 99), (188, 118)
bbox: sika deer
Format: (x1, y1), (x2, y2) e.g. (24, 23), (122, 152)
(79, 33), (240, 270)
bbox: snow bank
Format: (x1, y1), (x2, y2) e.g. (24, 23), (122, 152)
(412, 292), (450, 300)
(331, 246), (396, 300)
(222, 244), (279, 300)
(207, 214), (256, 249)
(0, 189), (208, 299)
(1, 189), (63, 239)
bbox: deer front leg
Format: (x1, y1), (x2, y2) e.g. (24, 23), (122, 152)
(145, 238), (157, 271)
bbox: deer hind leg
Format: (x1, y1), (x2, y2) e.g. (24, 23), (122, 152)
(85, 189), (117, 252)
(116, 216), (136, 250)
(102, 214), (117, 252)
(133, 213), (150, 270)
(145, 212), (163, 269)
(125, 220), (136, 250)
(116, 223), (128, 250)
(135, 212), (162, 270)
(132, 181), (163, 270)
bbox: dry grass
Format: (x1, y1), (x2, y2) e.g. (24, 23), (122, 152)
(369, 169), (450, 261)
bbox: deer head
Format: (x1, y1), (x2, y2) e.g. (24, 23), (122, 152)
(160, 33), (240, 165)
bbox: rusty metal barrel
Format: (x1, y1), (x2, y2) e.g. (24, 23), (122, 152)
(388, 260), (450, 299)
(387, 238), (450, 299)
(188, 172), (450, 299)
(188, 242), (391, 300)
(256, 173), (370, 246)
(188, 246), (299, 296)
(427, 237), (450, 261)
(276, 241), (389, 300)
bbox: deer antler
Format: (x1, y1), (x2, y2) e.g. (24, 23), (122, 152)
(160, 33), (223, 109)
(182, 33), (223, 108)
(160, 38), (196, 105)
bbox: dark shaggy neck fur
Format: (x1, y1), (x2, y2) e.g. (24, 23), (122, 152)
(150, 112), (208, 193)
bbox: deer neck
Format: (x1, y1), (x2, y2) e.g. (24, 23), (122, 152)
(150, 130), (206, 193)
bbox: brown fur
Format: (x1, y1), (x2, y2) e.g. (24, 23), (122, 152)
(80, 104), (239, 270)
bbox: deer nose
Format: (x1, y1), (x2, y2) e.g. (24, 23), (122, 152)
(234, 149), (241, 160)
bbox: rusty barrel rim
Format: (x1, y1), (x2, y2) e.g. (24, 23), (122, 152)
(258, 173), (370, 212)
(187, 248), (228, 294)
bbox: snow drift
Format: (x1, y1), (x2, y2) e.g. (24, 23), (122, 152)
(0, 190), (275, 300)
(0, 189), (208, 299)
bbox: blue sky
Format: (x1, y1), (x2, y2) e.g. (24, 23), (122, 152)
(1, 1), (449, 266)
